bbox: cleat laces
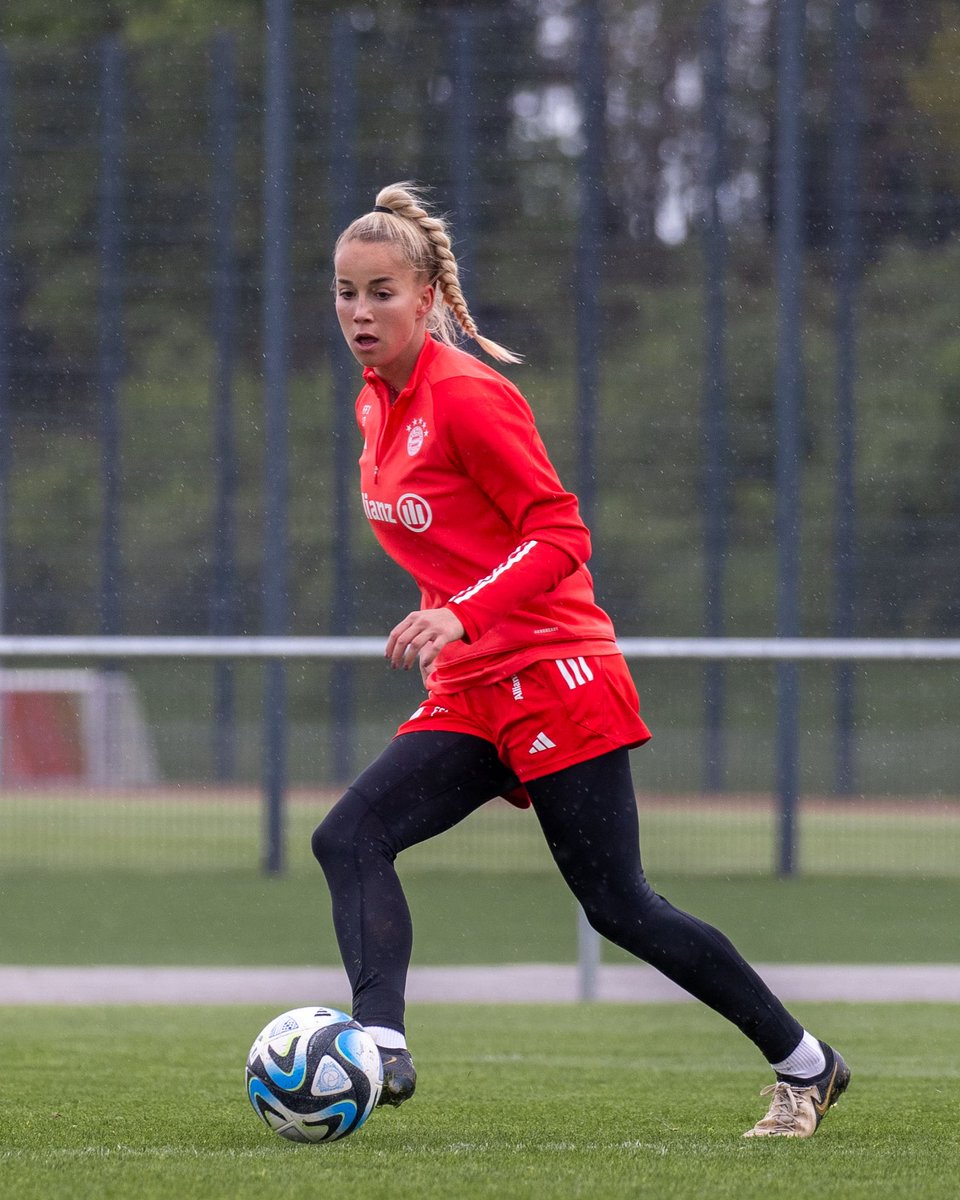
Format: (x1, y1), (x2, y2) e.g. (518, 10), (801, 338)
(753, 1081), (804, 1134)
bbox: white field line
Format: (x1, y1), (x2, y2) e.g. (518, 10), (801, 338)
(0, 963), (958, 1005)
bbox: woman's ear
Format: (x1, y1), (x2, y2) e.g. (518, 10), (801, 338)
(416, 284), (435, 319)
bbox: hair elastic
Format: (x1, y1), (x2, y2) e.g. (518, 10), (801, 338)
(372, 205), (393, 214)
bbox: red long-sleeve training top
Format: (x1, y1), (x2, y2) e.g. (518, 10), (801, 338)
(356, 334), (620, 693)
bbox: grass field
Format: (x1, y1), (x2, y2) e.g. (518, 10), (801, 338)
(4, 786), (960, 967)
(4, 867), (960, 967)
(2, 1003), (958, 1200)
(4, 775), (957, 1197)
(5, 782), (960, 976)
(3, 787), (960, 875)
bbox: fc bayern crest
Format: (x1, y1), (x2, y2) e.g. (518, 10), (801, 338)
(406, 418), (428, 456)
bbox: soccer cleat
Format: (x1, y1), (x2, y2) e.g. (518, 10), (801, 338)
(377, 1047), (417, 1107)
(743, 1044), (851, 1138)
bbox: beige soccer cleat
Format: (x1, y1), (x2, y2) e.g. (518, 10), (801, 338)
(743, 1047), (851, 1138)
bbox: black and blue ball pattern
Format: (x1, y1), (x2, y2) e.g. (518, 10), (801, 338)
(245, 1006), (383, 1143)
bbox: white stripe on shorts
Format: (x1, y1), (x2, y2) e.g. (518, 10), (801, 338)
(555, 656), (594, 690)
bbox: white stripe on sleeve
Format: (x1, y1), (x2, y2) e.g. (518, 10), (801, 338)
(448, 540), (539, 607)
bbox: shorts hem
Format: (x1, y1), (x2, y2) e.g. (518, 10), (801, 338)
(394, 716), (489, 743)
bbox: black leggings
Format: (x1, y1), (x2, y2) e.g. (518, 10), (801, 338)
(312, 731), (803, 1063)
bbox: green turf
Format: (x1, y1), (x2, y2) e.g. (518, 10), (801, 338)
(3, 790), (959, 875)
(3, 868), (960, 965)
(2, 1003), (958, 1200)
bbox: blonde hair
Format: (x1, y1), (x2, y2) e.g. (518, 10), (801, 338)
(334, 181), (522, 365)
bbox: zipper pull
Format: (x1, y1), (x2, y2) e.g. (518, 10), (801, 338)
(374, 465), (379, 482)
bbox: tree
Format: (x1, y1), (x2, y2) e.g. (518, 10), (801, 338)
(908, 3), (960, 191)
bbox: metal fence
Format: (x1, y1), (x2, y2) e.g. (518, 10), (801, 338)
(1, 636), (960, 881)
(0, 3), (958, 849)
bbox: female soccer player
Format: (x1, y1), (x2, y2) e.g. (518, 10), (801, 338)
(313, 182), (850, 1138)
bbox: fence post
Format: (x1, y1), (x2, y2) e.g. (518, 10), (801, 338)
(328, 12), (359, 786)
(0, 45), (9, 789)
(832, 0), (862, 796)
(575, 0), (605, 1002)
(774, 0), (806, 876)
(0, 44), (10, 645)
(209, 30), (239, 783)
(98, 36), (125, 644)
(262, 0), (293, 873)
(575, 0), (603, 547)
(701, 0), (730, 794)
(449, 9), (478, 284)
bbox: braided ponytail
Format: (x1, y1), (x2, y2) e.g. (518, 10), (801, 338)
(335, 182), (522, 365)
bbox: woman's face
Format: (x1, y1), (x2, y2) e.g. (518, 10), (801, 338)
(334, 239), (434, 392)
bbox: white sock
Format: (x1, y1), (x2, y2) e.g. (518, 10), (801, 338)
(364, 1025), (407, 1051)
(771, 1030), (827, 1079)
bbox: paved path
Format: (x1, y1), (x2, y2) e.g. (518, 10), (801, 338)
(2, 963), (959, 1005)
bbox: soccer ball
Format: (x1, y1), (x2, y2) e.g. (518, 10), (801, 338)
(245, 1006), (383, 1143)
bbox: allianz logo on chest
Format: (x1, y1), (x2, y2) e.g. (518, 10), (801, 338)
(362, 492), (433, 533)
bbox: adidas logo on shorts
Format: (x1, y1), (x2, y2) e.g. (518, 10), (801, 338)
(528, 731), (556, 754)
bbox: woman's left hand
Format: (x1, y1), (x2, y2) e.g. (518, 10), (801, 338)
(385, 607), (465, 678)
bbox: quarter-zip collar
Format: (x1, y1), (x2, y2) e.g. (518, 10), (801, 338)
(362, 331), (439, 408)
(363, 333), (441, 484)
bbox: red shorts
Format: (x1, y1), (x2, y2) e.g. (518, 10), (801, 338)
(395, 652), (651, 805)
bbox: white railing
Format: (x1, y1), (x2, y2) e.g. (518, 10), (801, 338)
(2, 635), (960, 659)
